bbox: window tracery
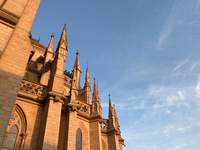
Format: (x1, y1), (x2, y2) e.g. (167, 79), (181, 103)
(1, 105), (27, 150)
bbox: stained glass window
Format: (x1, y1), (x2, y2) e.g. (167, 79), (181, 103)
(76, 128), (82, 150)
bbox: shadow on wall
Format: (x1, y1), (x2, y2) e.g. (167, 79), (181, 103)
(0, 69), (25, 148)
(0, 0), (7, 10)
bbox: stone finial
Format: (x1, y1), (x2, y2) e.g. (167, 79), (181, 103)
(51, 33), (54, 38)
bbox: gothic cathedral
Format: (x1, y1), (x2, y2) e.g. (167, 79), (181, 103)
(0, 0), (124, 150)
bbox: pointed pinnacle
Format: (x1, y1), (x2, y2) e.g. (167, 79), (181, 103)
(109, 94), (112, 108)
(93, 78), (96, 93)
(97, 84), (100, 99)
(47, 33), (54, 53)
(113, 104), (117, 117)
(113, 104), (119, 129)
(72, 67), (77, 88)
(61, 24), (67, 41)
(84, 68), (90, 87)
(109, 94), (113, 116)
(73, 50), (81, 71)
(56, 24), (67, 52)
(92, 78), (98, 102)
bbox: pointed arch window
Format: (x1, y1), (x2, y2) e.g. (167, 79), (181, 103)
(3, 125), (18, 149)
(76, 128), (82, 150)
(1, 105), (27, 150)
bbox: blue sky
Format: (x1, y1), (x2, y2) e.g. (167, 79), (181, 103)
(31, 0), (200, 149)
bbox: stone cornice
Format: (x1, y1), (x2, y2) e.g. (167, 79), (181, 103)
(16, 97), (43, 106)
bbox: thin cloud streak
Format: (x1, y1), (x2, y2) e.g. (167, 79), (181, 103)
(173, 57), (190, 72)
(156, 1), (178, 49)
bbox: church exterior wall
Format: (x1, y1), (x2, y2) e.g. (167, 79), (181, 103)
(77, 117), (90, 150)
(15, 98), (43, 150)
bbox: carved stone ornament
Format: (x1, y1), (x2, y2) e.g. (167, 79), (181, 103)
(9, 110), (19, 125)
(20, 80), (44, 98)
(77, 102), (89, 115)
(100, 118), (108, 129)
(29, 61), (38, 70)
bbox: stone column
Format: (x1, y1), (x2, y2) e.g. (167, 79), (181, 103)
(19, 133), (28, 150)
(65, 105), (78, 150)
(108, 131), (120, 150)
(37, 96), (63, 150)
(90, 118), (102, 150)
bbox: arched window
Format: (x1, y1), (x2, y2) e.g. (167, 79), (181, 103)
(1, 105), (27, 150)
(76, 128), (82, 150)
(3, 125), (18, 149)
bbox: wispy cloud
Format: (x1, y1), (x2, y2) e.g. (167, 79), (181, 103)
(190, 63), (197, 71)
(156, 1), (178, 48)
(195, 0), (200, 13)
(173, 57), (190, 72)
(167, 143), (187, 150)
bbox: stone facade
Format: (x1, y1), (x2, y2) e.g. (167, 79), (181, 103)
(0, 0), (124, 149)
